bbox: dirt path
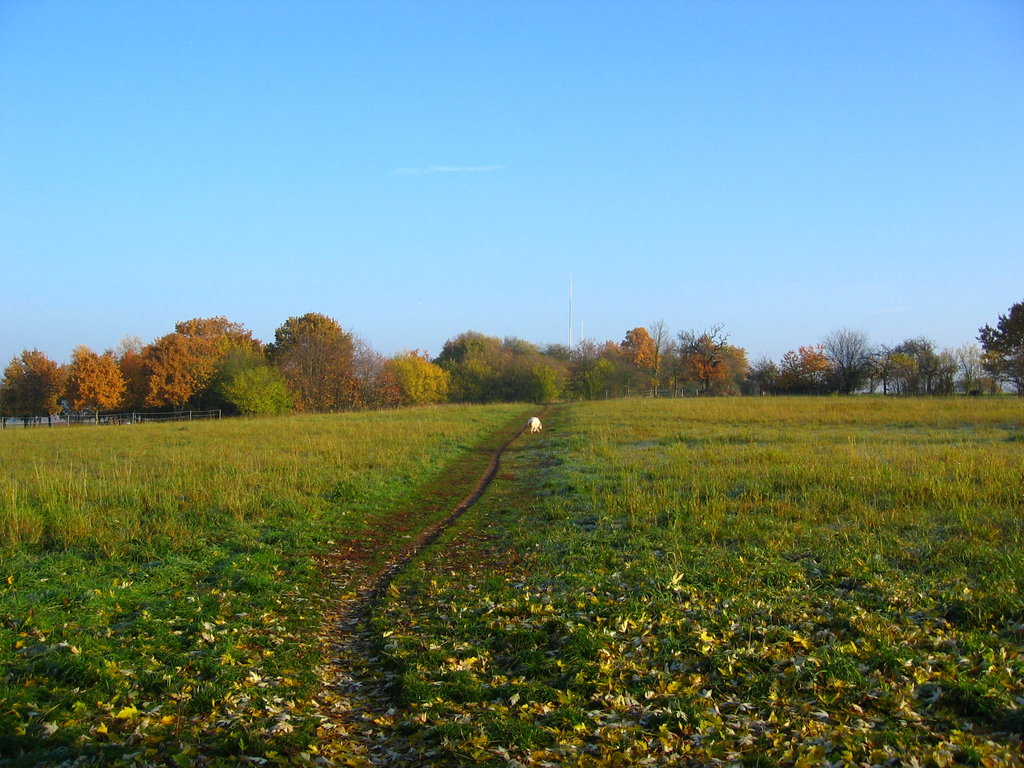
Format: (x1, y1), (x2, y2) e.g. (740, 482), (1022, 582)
(308, 411), (544, 766)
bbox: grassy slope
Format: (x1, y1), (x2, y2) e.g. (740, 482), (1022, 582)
(0, 404), (531, 766)
(377, 398), (1024, 766)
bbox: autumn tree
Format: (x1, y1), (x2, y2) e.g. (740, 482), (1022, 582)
(142, 332), (220, 408)
(708, 345), (750, 395)
(179, 316), (263, 403)
(116, 336), (149, 410)
(371, 364), (404, 409)
(137, 317), (262, 409)
(386, 351), (450, 405)
(350, 336), (401, 409)
(175, 316), (259, 352)
(647, 320), (672, 392)
(676, 325), (732, 395)
(267, 313), (355, 411)
(777, 345), (835, 394)
(65, 346), (126, 420)
(619, 327), (657, 394)
(621, 327), (656, 372)
(979, 300), (1024, 394)
(0, 349), (64, 418)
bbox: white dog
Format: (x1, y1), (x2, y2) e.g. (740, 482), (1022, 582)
(527, 416), (542, 433)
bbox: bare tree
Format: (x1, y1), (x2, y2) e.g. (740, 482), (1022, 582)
(822, 328), (875, 394)
(935, 348), (958, 395)
(955, 344), (984, 394)
(647, 320), (672, 395)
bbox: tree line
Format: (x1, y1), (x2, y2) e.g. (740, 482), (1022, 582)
(2, 301), (1022, 419)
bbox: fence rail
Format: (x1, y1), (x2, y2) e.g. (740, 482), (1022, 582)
(1, 410), (222, 429)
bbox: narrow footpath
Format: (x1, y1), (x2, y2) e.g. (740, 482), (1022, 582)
(307, 410), (544, 766)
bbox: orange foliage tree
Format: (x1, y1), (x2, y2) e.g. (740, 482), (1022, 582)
(142, 332), (219, 408)
(712, 345), (750, 395)
(141, 317), (261, 409)
(777, 345), (835, 394)
(621, 327), (656, 372)
(676, 325), (732, 394)
(267, 313), (355, 411)
(116, 336), (149, 410)
(65, 346), (126, 419)
(0, 349), (64, 417)
(619, 327), (657, 393)
(175, 316), (261, 357)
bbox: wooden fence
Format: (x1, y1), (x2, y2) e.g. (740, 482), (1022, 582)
(1, 410), (222, 429)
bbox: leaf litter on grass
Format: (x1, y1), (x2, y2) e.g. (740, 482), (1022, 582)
(0, 405), (531, 767)
(309, 408), (536, 767)
(373, 399), (1024, 767)
(6, 399), (1021, 766)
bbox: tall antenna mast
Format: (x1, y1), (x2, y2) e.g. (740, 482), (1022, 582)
(568, 272), (573, 349)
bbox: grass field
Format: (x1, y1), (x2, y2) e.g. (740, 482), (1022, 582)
(0, 404), (532, 766)
(2, 397), (1022, 766)
(377, 397), (1024, 766)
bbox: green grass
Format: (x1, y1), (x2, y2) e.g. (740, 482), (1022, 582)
(4, 397), (1022, 766)
(376, 397), (1024, 766)
(0, 404), (531, 767)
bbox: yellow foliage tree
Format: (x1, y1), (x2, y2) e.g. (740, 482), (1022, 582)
(385, 351), (450, 405)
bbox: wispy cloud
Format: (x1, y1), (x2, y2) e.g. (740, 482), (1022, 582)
(391, 164), (505, 176)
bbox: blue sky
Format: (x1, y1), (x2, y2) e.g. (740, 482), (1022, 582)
(2, 1), (1022, 366)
